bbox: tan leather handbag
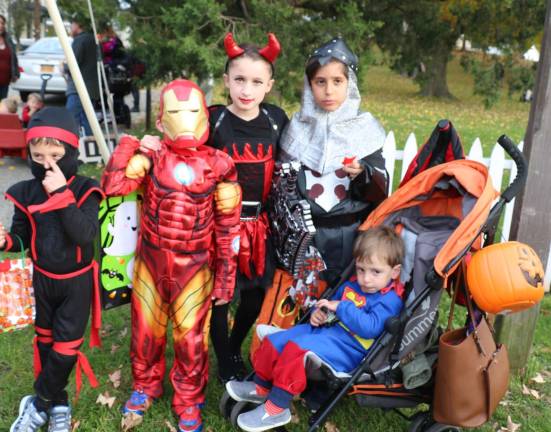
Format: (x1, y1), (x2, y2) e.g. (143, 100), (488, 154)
(433, 270), (509, 427)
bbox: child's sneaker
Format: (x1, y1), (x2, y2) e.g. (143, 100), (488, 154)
(178, 405), (202, 432)
(48, 404), (71, 432)
(10, 395), (48, 432)
(122, 390), (153, 416)
(226, 380), (267, 404)
(237, 403), (291, 432)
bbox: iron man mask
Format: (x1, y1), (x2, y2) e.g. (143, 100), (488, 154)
(158, 80), (209, 150)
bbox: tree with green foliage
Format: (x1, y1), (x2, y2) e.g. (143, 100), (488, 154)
(116, 0), (380, 101)
(363, 0), (546, 101)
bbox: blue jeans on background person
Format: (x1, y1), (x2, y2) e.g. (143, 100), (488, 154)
(66, 93), (92, 136)
(0, 85), (9, 100)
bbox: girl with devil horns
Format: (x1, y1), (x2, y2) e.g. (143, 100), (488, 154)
(208, 33), (289, 383)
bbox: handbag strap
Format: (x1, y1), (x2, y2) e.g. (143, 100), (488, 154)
(1, 234), (26, 264)
(446, 260), (464, 331)
(462, 261), (495, 356)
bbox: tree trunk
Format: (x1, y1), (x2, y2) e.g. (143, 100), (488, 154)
(419, 43), (454, 98)
(33, 0), (41, 40)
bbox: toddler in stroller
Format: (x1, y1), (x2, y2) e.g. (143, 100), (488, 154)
(222, 134), (526, 432)
(226, 226), (405, 431)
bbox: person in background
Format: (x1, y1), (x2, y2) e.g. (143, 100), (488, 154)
(21, 93), (44, 127)
(98, 25), (124, 66)
(0, 96), (18, 114)
(64, 17), (100, 137)
(0, 14), (19, 100)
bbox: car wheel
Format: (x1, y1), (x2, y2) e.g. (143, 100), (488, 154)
(19, 91), (30, 102)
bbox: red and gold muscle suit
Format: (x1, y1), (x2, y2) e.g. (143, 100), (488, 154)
(101, 80), (241, 415)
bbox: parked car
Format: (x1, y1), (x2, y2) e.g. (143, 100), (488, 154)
(12, 37), (71, 101)
(17, 38), (35, 52)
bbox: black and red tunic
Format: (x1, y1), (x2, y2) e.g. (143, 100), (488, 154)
(208, 103), (288, 288)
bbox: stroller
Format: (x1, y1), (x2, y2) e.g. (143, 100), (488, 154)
(103, 59), (132, 128)
(219, 124), (527, 431)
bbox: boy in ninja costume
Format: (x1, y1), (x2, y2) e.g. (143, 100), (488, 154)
(0, 107), (104, 432)
(101, 79), (242, 432)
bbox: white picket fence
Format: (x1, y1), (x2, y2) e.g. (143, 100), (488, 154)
(384, 131), (550, 292)
(383, 131), (522, 241)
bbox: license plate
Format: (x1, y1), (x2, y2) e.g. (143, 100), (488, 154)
(40, 64), (54, 73)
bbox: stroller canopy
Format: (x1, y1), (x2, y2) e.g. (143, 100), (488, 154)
(360, 160), (499, 278)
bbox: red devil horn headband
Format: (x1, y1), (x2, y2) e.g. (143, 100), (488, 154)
(223, 32), (281, 64)
(224, 33), (245, 59)
(258, 33), (281, 63)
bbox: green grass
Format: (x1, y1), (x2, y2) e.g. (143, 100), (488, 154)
(362, 54), (530, 152)
(1, 296), (550, 431)
(1, 54), (546, 431)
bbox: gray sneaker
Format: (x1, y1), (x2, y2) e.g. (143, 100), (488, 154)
(237, 403), (291, 432)
(226, 380), (267, 404)
(10, 395), (48, 432)
(48, 405), (71, 432)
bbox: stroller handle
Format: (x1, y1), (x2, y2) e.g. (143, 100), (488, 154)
(497, 135), (527, 202)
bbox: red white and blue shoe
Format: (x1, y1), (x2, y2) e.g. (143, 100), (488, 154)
(178, 405), (203, 432)
(122, 390), (153, 416)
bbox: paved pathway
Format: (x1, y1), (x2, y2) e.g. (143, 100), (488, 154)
(0, 157), (32, 226)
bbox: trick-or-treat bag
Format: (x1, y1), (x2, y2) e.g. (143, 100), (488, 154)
(98, 191), (140, 310)
(0, 235), (34, 333)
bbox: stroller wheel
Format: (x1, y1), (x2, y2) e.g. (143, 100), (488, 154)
(424, 424), (461, 432)
(408, 412), (431, 432)
(230, 400), (258, 427)
(219, 390), (237, 419)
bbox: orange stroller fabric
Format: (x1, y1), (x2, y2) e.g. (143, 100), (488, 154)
(360, 160), (499, 278)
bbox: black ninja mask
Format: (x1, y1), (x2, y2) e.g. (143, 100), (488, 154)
(29, 144), (79, 182)
(26, 106), (81, 183)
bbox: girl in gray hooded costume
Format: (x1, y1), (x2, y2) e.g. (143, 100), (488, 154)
(279, 37), (389, 285)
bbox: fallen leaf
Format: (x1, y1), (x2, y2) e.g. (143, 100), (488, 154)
(504, 415), (521, 432)
(71, 419), (80, 431)
(325, 421), (340, 432)
(111, 343), (120, 354)
(108, 369), (122, 388)
(119, 327), (128, 338)
(96, 391), (116, 408)
(531, 373), (546, 384)
(99, 323), (113, 337)
(522, 384), (540, 399)
(164, 420), (177, 432)
(121, 412), (143, 431)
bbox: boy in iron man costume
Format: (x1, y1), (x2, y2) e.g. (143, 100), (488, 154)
(101, 79), (241, 432)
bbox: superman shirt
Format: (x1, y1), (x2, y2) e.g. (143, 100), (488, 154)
(267, 279), (403, 372)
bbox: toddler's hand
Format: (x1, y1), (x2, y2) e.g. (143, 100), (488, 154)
(0, 223), (6, 249)
(316, 299), (340, 312)
(42, 159), (67, 193)
(310, 307), (327, 327)
(139, 135), (162, 154)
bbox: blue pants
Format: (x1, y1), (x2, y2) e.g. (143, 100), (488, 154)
(66, 93), (92, 136)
